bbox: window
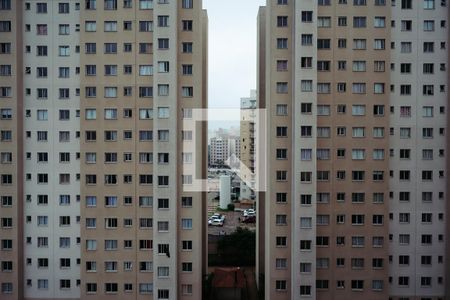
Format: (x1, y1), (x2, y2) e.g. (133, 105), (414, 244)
(158, 61), (169, 73)
(180, 65), (193, 77)
(139, 21), (153, 32)
(423, 20), (435, 32)
(423, 85), (434, 95)
(137, 196), (152, 208)
(422, 170), (433, 181)
(158, 130), (169, 141)
(139, 65), (153, 76)
(374, 39), (385, 50)
(182, 262), (193, 272)
(401, 20), (412, 31)
(299, 36), (312, 48)
(104, 21), (117, 32)
(104, 0), (117, 9)
(352, 105), (366, 116)
(275, 280), (287, 291)
(157, 15), (169, 28)
(182, 42), (193, 53)
(301, 80), (313, 92)
(318, 17), (331, 27)
(317, 83), (331, 94)
(36, 3), (48, 13)
(374, 16), (385, 27)
(424, 0), (435, 8)
(300, 285), (311, 296)
(399, 42), (412, 54)
(57, 3), (69, 13)
(182, 0), (193, 8)
(182, 86), (193, 97)
(353, 39), (366, 50)
(424, 42), (434, 53)
(0, 0), (11, 10)
(353, 17), (366, 28)
(182, 218), (192, 229)
(276, 126), (287, 137)
(373, 83), (384, 94)
(276, 82), (289, 94)
(85, 21), (97, 32)
(301, 57), (312, 69)
(139, 283), (153, 294)
(0, 43), (11, 54)
(139, 130), (153, 141)
(104, 43), (117, 54)
(182, 20), (193, 31)
(317, 39), (331, 49)
(138, 86), (152, 98)
(301, 11), (313, 22)
(277, 16), (288, 27)
(421, 234), (432, 245)
(423, 128), (433, 138)
(423, 63), (434, 74)
(352, 83), (366, 94)
(104, 283), (118, 293)
(338, 16), (347, 26)
(276, 104), (288, 116)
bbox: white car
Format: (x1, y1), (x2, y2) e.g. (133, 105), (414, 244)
(211, 213), (225, 221)
(243, 209), (255, 217)
(210, 219), (224, 226)
(208, 214), (225, 225)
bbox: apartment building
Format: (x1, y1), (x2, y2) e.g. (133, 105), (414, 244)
(0, 1), (23, 299)
(209, 137), (230, 166)
(389, 0), (448, 298)
(257, 0), (448, 299)
(240, 90), (257, 200)
(0, 0), (208, 299)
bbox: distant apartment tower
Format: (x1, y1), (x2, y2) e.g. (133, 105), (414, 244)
(0, 1), (208, 300)
(258, 0), (448, 300)
(209, 137), (230, 166)
(240, 90), (257, 200)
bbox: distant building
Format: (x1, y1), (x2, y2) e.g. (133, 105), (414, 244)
(210, 137), (230, 166)
(240, 90), (257, 200)
(209, 134), (241, 167)
(241, 89), (257, 110)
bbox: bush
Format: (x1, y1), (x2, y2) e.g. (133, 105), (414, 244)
(227, 203), (235, 211)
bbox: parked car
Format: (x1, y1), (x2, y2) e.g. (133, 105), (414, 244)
(208, 213), (225, 225)
(210, 219), (224, 226)
(242, 216), (256, 223)
(212, 213), (225, 221)
(243, 209), (255, 217)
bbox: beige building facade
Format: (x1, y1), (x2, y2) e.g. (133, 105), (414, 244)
(0, 0), (208, 299)
(258, 0), (448, 299)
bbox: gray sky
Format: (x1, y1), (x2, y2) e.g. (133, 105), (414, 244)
(203, 0), (266, 109)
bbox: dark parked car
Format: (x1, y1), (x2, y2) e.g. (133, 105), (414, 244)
(242, 216), (256, 223)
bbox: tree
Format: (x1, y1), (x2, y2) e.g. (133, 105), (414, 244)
(216, 227), (255, 266)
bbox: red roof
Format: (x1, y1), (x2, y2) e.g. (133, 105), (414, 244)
(212, 267), (246, 289)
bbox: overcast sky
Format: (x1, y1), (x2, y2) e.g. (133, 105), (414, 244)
(203, 0), (266, 109)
